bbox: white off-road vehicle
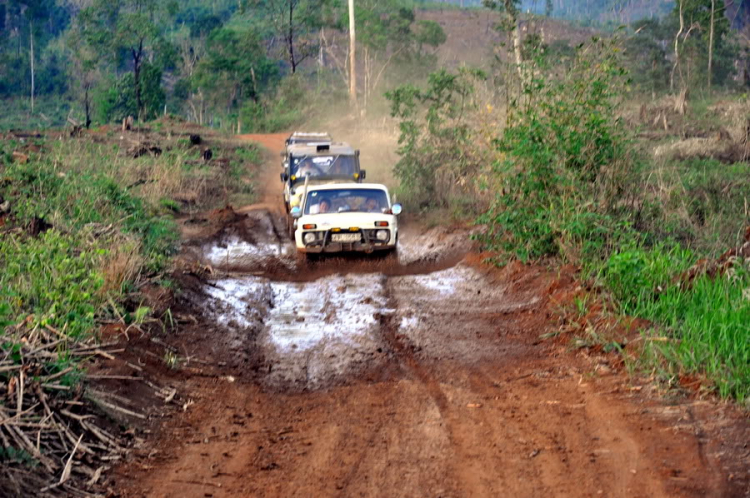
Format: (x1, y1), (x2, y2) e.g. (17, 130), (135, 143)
(290, 183), (402, 255)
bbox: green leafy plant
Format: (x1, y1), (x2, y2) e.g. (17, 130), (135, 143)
(478, 36), (634, 263)
(386, 67), (488, 207)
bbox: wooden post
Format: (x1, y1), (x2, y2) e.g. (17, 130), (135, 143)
(348, 0), (356, 108)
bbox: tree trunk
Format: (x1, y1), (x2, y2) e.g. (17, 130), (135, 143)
(708, 0), (715, 93)
(29, 20), (34, 113)
(288, 1), (296, 73)
(512, 19), (523, 74)
(84, 83), (91, 129)
(348, 0), (357, 108)
(133, 40), (144, 121)
(670, 0), (685, 92)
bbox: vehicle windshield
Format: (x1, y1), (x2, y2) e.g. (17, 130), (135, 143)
(288, 137), (330, 146)
(304, 188), (389, 215)
(291, 154), (357, 179)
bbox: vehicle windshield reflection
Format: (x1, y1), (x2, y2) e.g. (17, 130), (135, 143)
(291, 155), (356, 178)
(305, 189), (389, 215)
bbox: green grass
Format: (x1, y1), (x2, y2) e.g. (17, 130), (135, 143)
(1, 147), (178, 272)
(598, 243), (750, 403)
(0, 134), (181, 382)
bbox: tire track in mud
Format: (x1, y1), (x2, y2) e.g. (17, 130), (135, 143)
(376, 286), (499, 498)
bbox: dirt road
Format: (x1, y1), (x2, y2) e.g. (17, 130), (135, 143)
(114, 134), (748, 498)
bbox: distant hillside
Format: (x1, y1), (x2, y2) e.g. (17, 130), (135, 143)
(418, 0), (675, 24)
(417, 9), (598, 68)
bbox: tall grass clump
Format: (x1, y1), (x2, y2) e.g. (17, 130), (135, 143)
(0, 137), (180, 352)
(601, 244), (750, 403)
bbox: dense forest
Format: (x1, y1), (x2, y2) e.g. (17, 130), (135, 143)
(0, 0), (747, 130)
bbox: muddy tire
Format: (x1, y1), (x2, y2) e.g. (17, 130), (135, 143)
(384, 246), (399, 264)
(286, 217), (295, 240)
(304, 252), (321, 264)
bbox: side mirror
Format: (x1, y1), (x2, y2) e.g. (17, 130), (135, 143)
(290, 206), (302, 219)
(391, 203), (402, 215)
(360, 170), (366, 180)
(281, 173), (289, 182)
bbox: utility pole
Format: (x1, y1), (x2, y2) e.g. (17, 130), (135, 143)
(708, 0), (715, 94)
(348, 0), (357, 108)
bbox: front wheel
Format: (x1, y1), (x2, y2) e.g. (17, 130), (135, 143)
(380, 246), (399, 265)
(286, 217), (295, 240)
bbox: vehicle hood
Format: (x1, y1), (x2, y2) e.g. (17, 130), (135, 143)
(299, 212), (396, 229)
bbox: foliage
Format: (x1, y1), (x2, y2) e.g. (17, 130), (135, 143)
(0, 230), (105, 338)
(95, 63), (166, 122)
(479, 37), (632, 262)
(386, 68), (487, 207)
(668, 0), (740, 91)
(598, 243), (750, 403)
(255, 0), (340, 73)
(239, 74), (309, 132)
(77, 0), (176, 120)
(192, 27), (280, 111)
(622, 19), (672, 94)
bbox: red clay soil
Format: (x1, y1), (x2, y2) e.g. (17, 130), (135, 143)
(110, 134), (749, 498)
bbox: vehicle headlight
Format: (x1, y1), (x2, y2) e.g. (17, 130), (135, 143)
(303, 232), (316, 244)
(376, 230), (389, 241)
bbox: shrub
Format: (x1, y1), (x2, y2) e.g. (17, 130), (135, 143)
(478, 36), (634, 263)
(386, 67), (488, 208)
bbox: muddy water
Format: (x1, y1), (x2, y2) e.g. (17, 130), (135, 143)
(201, 217), (485, 389)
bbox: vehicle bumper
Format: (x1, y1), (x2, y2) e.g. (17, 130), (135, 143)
(296, 228), (397, 254)
(298, 242), (396, 254)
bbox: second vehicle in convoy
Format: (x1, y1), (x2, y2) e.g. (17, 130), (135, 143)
(281, 140), (366, 214)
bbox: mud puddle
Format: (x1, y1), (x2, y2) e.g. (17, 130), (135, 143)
(206, 273), (392, 389)
(204, 259), (510, 389)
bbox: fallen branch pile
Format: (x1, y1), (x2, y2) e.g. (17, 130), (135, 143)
(1, 326), (130, 498)
(676, 225), (750, 290)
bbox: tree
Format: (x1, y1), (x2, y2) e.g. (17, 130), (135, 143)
(192, 27), (279, 114)
(669, 0), (733, 93)
(261, 0), (335, 73)
(327, 1), (446, 108)
(483, 0), (523, 80)
(95, 63), (165, 122)
(78, 0), (172, 121)
(624, 19), (671, 95)
(66, 29), (100, 128)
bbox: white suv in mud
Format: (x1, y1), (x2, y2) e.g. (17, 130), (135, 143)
(290, 183), (402, 255)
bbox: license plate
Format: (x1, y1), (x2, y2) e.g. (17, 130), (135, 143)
(331, 233), (361, 243)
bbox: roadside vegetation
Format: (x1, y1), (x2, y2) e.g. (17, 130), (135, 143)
(1, 120), (262, 349)
(387, 1), (750, 405)
(0, 121), (262, 493)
